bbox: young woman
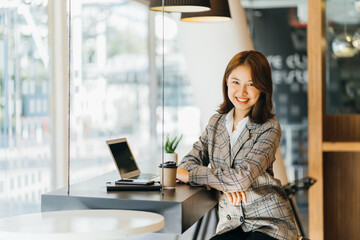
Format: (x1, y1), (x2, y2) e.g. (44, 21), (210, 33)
(176, 50), (298, 240)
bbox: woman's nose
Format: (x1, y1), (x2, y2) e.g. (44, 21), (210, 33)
(238, 84), (247, 95)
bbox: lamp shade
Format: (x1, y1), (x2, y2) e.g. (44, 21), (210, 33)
(149, 0), (211, 13)
(181, 0), (231, 22)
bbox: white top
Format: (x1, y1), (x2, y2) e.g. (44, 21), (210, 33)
(0, 209), (164, 240)
(225, 108), (249, 149)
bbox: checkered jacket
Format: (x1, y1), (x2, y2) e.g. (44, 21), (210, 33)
(178, 113), (298, 240)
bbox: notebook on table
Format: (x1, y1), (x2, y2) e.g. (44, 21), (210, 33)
(106, 181), (161, 191)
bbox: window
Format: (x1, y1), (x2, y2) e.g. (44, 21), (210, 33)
(69, 1), (152, 182)
(69, 1), (200, 182)
(0, 0), (51, 218)
(1, 0), (200, 218)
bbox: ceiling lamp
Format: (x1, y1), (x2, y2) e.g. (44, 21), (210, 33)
(181, 0), (231, 22)
(332, 32), (358, 58)
(149, 0), (211, 13)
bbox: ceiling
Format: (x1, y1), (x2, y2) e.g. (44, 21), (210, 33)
(240, 0), (306, 9)
(241, 0), (360, 24)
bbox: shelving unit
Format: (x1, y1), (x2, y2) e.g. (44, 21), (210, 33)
(322, 142), (360, 152)
(308, 0), (360, 239)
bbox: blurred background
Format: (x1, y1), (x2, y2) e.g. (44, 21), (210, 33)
(1, 1), (360, 237)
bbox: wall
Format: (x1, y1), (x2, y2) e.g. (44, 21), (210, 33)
(178, 0), (253, 127)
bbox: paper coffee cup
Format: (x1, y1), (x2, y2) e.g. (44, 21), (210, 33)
(159, 161), (177, 188)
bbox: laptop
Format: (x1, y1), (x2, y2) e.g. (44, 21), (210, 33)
(106, 138), (159, 182)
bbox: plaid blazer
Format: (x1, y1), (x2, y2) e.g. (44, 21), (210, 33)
(178, 113), (298, 240)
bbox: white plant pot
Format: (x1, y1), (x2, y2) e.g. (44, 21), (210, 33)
(164, 153), (178, 165)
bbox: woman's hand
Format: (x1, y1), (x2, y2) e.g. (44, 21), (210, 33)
(176, 167), (190, 183)
(224, 191), (247, 205)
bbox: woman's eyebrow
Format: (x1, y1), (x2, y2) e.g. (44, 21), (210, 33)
(229, 77), (253, 81)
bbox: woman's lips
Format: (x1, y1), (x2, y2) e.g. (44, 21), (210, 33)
(236, 97), (249, 103)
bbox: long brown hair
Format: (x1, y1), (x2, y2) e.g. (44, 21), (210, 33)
(217, 50), (275, 124)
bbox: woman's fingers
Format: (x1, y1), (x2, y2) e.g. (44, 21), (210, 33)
(223, 191), (247, 205)
(235, 192), (241, 205)
(231, 192), (237, 205)
(241, 191), (247, 204)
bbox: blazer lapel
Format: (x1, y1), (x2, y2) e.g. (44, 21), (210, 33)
(230, 121), (259, 166)
(216, 115), (232, 167)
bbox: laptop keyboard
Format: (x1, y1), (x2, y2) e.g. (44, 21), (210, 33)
(130, 173), (158, 180)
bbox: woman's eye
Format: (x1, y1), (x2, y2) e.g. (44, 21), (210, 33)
(248, 83), (254, 86)
(232, 81), (239, 85)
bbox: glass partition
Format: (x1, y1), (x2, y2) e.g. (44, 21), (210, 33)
(326, 0), (360, 114)
(68, 1), (200, 182)
(68, 0), (151, 182)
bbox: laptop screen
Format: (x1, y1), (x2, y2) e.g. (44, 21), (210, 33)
(108, 141), (138, 175)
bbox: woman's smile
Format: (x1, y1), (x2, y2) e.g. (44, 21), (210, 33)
(235, 97), (250, 103)
(227, 65), (261, 119)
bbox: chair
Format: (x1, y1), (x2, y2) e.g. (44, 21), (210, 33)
(274, 148), (316, 240)
(283, 177), (316, 240)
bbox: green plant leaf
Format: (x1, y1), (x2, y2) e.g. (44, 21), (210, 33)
(164, 134), (182, 153)
(169, 136), (177, 151)
(173, 134), (183, 151)
(165, 134), (172, 153)
(166, 134), (170, 145)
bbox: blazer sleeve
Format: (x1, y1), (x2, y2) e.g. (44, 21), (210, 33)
(188, 119), (281, 192)
(177, 119), (212, 171)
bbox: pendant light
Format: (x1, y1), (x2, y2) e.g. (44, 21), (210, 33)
(181, 0), (231, 22)
(332, 0), (358, 58)
(149, 0), (211, 13)
(332, 23), (358, 58)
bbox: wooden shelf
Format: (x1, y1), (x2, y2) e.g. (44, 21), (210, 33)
(323, 142), (360, 152)
(308, 0), (360, 238)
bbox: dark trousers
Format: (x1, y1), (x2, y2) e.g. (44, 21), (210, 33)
(210, 226), (277, 240)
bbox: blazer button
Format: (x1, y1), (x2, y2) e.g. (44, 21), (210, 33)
(226, 215), (231, 220)
(240, 216), (244, 222)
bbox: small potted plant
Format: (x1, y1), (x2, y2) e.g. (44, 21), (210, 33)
(165, 134), (182, 164)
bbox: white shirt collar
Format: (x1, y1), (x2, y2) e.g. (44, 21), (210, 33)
(226, 108), (248, 132)
(225, 108), (249, 149)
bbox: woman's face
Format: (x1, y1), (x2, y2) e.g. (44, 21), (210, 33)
(227, 65), (261, 118)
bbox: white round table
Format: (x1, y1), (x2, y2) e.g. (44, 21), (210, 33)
(0, 209), (164, 240)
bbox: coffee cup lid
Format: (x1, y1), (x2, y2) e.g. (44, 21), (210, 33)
(158, 161), (177, 168)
